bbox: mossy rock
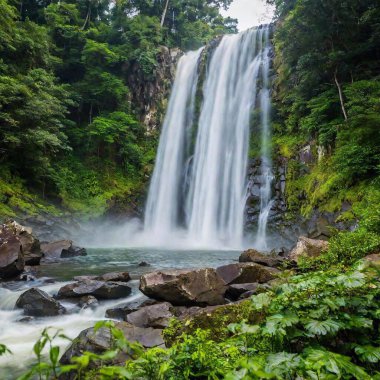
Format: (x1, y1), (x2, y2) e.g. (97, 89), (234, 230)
(163, 300), (262, 346)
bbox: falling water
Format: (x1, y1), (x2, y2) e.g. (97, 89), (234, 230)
(255, 27), (274, 250)
(144, 48), (203, 238)
(144, 26), (272, 249)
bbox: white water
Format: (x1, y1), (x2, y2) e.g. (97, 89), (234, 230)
(144, 49), (203, 240)
(0, 281), (143, 375)
(144, 27), (272, 250)
(255, 27), (274, 250)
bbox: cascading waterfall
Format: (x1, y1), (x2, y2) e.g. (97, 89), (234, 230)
(144, 48), (203, 238)
(144, 26), (273, 249)
(255, 27), (274, 250)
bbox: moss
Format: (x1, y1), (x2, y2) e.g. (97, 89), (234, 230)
(163, 301), (262, 347)
(0, 166), (61, 220)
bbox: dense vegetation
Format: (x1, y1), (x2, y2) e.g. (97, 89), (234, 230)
(1, 0), (380, 379)
(0, 0), (236, 218)
(270, 0), (380, 217)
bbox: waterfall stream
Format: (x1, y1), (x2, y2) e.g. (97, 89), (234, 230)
(144, 26), (273, 249)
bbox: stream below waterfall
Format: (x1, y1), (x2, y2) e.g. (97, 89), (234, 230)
(0, 247), (238, 378)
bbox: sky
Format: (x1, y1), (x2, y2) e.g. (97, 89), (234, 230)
(221, 0), (275, 31)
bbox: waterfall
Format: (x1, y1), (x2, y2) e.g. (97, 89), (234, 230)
(144, 48), (203, 237)
(144, 26), (272, 249)
(255, 27), (274, 250)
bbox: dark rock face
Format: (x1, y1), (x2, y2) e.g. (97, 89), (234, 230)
(216, 263), (279, 285)
(0, 225), (24, 279)
(58, 280), (132, 300)
(245, 157), (288, 237)
(127, 46), (182, 133)
(60, 322), (165, 379)
(15, 288), (66, 317)
(126, 302), (174, 328)
(225, 283), (259, 301)
(289, 236), (329, 263)
(140, 268), (227, 306)
(239, 249), (284, 268)
(41, 240), (86, 260)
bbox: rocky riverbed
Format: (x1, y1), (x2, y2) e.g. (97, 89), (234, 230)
(0, 220), (328, 378)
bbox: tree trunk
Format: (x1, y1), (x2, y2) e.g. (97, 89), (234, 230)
(334, 70), (348, 122)
(160, 0), (170, 27)
(81, 6), (91, 30)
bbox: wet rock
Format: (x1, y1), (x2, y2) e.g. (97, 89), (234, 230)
(78, 295), (98, 309)
(225, 283), (259, 300)
(138, 261), (150, 267)
(41, 240), (86, 260)
(140, 268), (227, 306)
(105, 298), (157, 320)
(16, 288), (66, 317)
(216, 263), (279, 285)
(57, 280), (132, 300)
(126, 302), (174, 328)
(289, 236), (329, 263)
(18, 316), (35, 323)
(0, 224), (24, 279)
(60, 322), (165, 378)
(239, 249), (284, 268)
(74, 272), (131, 283)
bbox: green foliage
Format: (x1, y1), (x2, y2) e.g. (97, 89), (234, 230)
(0, 0), (235, 219)
(19, 262), (380, 379)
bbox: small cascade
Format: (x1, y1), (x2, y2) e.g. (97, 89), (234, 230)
(255, 27), (274, 250)
(144, 26), (273, 249)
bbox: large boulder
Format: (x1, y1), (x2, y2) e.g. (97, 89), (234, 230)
(74, 272), (130, 283)
(41, 240), (86, 260)
(57, 279), (132, 300)
(216, 263), (279, 285)
(7, 221), (42, 265)
(239, 249), (283, 268)
(289, 236), (329, 263)
(60, 322), (165, 379)
(126, 302), (174, 328)
(15, 288), (66, 317)
(140, 268), (227, 306)
(0, 224), (24, 279)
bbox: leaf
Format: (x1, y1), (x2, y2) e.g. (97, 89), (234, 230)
(304, 319), (341, 336)
(355, 345), (380, 363)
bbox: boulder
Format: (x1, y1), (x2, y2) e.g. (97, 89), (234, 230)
(60, 322), (165, 378)
(7, 221), (42, 265)
(225, 283), (259, 300)
(216, 263), (279, 285)
(140, 268), (227, 306)
(57, 280), (132, 300)
(126, 302), (174, 328)
(239, 249), (284, 268)
(0, 224), (24, 279)
(74, 272), (130, 283)
(41, 240), (86, 260)
(15, 288), (66, 317)
(289, 236), (329, 263)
